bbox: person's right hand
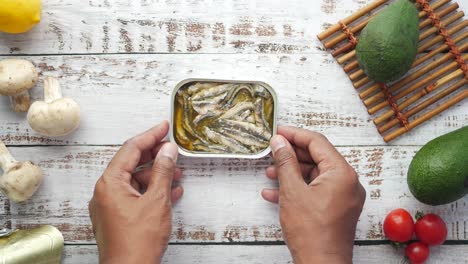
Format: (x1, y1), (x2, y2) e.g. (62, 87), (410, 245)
(262, 126), (366, 264)
(89, 121), (183, 264)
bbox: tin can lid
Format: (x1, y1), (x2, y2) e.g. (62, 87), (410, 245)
(0, 228), (13, 237)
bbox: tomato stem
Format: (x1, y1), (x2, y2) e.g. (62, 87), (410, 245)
(390, 241), (406, 249)
(415, 211), (424, 220)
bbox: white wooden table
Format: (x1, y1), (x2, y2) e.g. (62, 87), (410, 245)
(1, 0), (467, 263)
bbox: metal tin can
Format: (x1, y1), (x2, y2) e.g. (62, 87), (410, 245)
(0, 225), (64, 264)
(170, 78), (278, 159)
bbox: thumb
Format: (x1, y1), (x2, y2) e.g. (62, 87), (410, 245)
(145, 143), (179, 199)
(270, 135), (304, 188)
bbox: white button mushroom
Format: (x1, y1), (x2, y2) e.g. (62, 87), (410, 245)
(0, 59), (38, 112)
(27, 77), (81, 137)
(0, 141), (43, 202)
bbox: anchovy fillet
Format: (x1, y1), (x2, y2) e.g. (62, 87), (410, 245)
(187, 82), (219, 95)
(192, 84), (234, 101)
(219, 101), (254, 119)
(192, 109), (223, 125)
(182, 94), (209, 144)
(223, 84), (254, 107)
(238, 110), (251, 120)
(254, 98), (272, 133)
(192, 92), (227, 115)
(203, 127), (250, 153)
(175, 117), (190, 144)
(253, 84), (271, 99)
(193, 142), (229, 153)
(232, 109), (255, 123)
(217, 126), (269, 148)
(219, 119), (272, 141)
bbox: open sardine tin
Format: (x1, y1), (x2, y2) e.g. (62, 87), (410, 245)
(170, 79), (278, 159)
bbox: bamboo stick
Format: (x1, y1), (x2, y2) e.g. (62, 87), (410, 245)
(370, 63), (466, 117)
(325, 16), (374, 49)
(415, 29), (468, 65)
(360, 83), (386, 99)
(337, 50), (356, 64)
(354, 76), (370, 88)
(332, 42), (355, 57)
(358, 28), (468, 98)
(348, 3), (459, 81)
(419, 3), (459, 29)
(417, 20), (468, 52)
(363, 55), (451, 104)
(317, 0), (389, 40)
(378, 78), (467, 133)
(365, 49), (468, 109)
(353, 16), (465, 88)
(419, 11), (464, 40)
(323, 0), (451, 49)
(344, 60), (360, 73)
(363, 43), (468, 105)
(339, 11), (464, 65)
(373, 69), (464, 124)
(350, 68), (365, 81)
(331, 0), (454, 58)
(337, 50), (355, 65)
(345, 19), (467, 74)
(341, 2), (459, 73)
(383, 89), (468, 142)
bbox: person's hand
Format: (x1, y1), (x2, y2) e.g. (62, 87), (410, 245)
(89, 121), (183, 264)
(262, 126), (366, 264)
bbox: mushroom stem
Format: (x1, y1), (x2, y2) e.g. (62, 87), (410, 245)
(27, 77), (81, 137)
(44, 77), (63, 103)
(0, 140), (43, 202)
(0, 141), (16, 171)
(10, 90), (31, 112)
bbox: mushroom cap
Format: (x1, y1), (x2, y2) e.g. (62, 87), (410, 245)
(0, 161), (43, 203)
(0, 59), (38, 96)
(27, 98), (81, 137)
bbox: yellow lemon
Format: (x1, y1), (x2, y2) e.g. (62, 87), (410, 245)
(0, 0), (41, 34)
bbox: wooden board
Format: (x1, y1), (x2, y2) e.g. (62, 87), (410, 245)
(0, 0), (378, 55)
(0, 0), (467, 262)
(0, 54), (466, 146)
(2, 146), (467, 243)
(61, 244), (468, 263)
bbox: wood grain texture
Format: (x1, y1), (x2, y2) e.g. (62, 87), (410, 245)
(0, 0), (467, 262)
(0, 0), (465, 55)
(0, 0), (374, 55)
(0, 54), (466, 146)
(62, 244), (468, 263)
(1, 146), (467, 243)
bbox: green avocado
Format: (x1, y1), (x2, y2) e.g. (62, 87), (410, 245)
(407, 126), (468, 205)
(356, 0), (419, 83)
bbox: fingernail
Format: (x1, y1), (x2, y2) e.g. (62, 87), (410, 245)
(159, 143), (179, 162)
(270, 135), (286, 153)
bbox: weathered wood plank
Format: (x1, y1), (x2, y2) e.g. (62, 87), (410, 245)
(1, 146), (467, 243)
(62, 244), (468, 263)
(1, 0), (466, 55)
(0, 0), (377, 55)
(0, 54), (466, 146)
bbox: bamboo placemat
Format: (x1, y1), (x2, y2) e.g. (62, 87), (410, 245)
(317, 0), (467, 142)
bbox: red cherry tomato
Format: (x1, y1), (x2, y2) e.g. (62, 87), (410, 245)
(415, 213), (447, 246)
(383, 208), (415, 243)
(405, 242), (430, 264)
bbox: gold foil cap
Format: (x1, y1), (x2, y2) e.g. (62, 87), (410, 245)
(0, 225), (64, 264)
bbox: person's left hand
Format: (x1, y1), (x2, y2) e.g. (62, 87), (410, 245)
(89, 120), (183, 264)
